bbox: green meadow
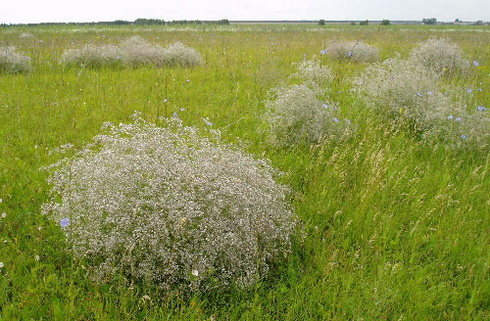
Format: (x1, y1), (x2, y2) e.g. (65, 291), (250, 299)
(0, 23), (489, 320)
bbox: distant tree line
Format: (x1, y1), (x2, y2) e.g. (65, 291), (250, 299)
(0, 19), (230, 27)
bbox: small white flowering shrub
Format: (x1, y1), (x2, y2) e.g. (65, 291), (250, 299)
(118, 36), (165, 66)
(355, 58), (490, 147)
(325, 40), (379, 63)
(289, 59), (335, 87)
(0, 46), (32, 74)
(265, 84), (349, 147)
(42, 116), (296, 291)
(62, 37), (203, 68)
(61, 44), (123, 68)
(161, 42), (203, 67)
(409, 38), (468, 76)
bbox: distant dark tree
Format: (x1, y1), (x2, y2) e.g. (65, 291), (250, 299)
(422, 18), (437, 25)
(135, 18), (165, 25)
(318, 19), (325, 26)
(113, 20), (131, 25)
(455, 18), (461, 23)
(218, 19), (230, 25)
(359, 20), (369, 25)
(381, 19), (391, 26)
(476, 20), (483, 25)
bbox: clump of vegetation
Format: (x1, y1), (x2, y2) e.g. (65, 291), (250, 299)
(265, 83), (349, 147)
(62, 36), (203, 68)
(160, 41), (203, 67)
(409, 37), (468, 76)
(325, 40), (379, 63)
(0, 46), (32, 74)
(265, 59), (349, 147)
(289, 59), (335, 87)
(61, 44), (123, 68)
(355, 58), (489, 147)
(118, 35), (165, 67)
(42, 115), (297, 291)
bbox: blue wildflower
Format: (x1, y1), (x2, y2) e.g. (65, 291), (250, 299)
(466, 88), (472, 94)
(473, 60), (479, 67)
(333, 117), (340, 123)
(477, 106), (488, 112)
(320, 50), (327, 55)
(427, 91), (433, 95)
(447, 115), (453, 120)
(477, 88), (483, 92)
(347, 51), (353, 57)
(417, 92), (423, 97)
(60, 218), (70, 228)
(173, 112), (179, 118)
(455, 117), (462, 121)
(322, 104), (329, 109)
(461, 135), (467, 139)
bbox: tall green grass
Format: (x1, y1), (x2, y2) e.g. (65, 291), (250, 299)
(0, 23), (489, 320)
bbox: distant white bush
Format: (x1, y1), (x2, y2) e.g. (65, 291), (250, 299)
(119, 35), (165, 66)
(409, 38), (468, 76)
(42, 116), (296, 291)
(62, 36), (203, 68)
(325, 40), (379, 63)
(61, 44), (123, 68)
(161, 42), (203, 67)
(0, 46), (32, 74)
(265, 84), (349, 147)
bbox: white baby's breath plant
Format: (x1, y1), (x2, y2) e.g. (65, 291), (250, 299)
(355, 58), (490, 148)
(0, 46), (32, 74)
(265, 84), (349, 147)
(326, 40), (379, 63)
(42, 115), (296, 291)
(409, 37), (468, 76)
(61, 37), (203, 69)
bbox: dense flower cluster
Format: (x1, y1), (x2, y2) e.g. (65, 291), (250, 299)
(265, 84), (348, 146)
(42, 116), (296, 291)
(289, 59), (335, 87)
(408, 37), (468, 76)
(62, 36), (202, 68)
(355, 58), (489, 147)
(265, 60), (350, 147)
(325, 40), (379, 63)
(0, 46), (32, 74)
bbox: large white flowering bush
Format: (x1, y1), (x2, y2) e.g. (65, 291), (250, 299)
(0, 46), (32, 74)
(408, 37), (468, 76)
(42, 115), (297, 291)
(62, 36), (203, 68)
(355, 58), (490, 147)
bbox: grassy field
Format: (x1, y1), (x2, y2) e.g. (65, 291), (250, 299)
(0, 23), (489, 320)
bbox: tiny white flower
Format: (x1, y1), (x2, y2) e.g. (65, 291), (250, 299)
(192, 269), (199, 277)
(0, 262), (4, 268)
(1, 213), (5, 218)
(35, 255), (40, 261)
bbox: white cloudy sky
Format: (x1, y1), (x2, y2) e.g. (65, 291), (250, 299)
(1, 0), (489, 24)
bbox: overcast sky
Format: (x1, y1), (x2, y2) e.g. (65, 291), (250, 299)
(1, 0), (489, 24)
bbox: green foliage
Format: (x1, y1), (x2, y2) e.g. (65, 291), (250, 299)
(0, 23), (489, 320)
(381, 19), (391, 26)
(423, 17), (438, 25)
(359, 20), (369, 25)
